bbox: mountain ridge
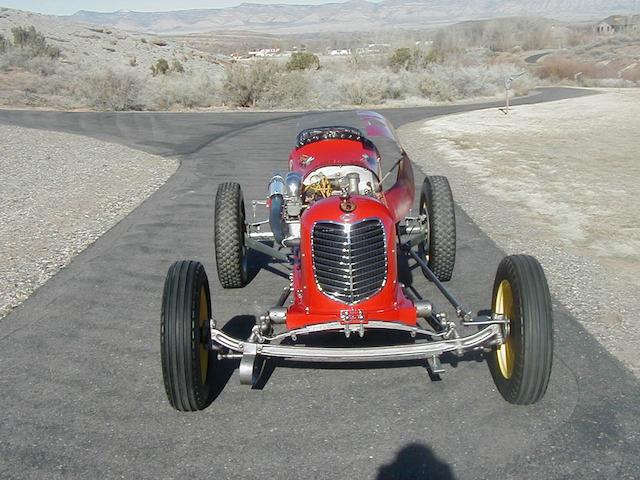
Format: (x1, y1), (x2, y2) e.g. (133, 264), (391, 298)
(67, 0), (640, 34)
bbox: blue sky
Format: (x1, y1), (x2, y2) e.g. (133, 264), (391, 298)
(1, 1), (354, 16)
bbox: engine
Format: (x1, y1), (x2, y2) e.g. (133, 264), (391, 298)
(268, 165), (381, 247)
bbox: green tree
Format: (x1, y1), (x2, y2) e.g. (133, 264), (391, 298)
(286, 52), (320, 71)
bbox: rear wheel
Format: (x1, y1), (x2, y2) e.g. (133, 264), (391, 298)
(161, 260), (217, 411)
(488, 255), (554, 405)
(215, 182), (249, 288)
(419, 175), (456, 281)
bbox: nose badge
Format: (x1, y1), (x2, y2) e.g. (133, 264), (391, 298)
(340, 191), (356, 213)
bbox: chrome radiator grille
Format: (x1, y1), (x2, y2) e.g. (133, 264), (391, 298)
(311, 219), (387, 304)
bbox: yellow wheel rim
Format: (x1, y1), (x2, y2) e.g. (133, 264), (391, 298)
(495, 280), (515, 379)
(198, 286), (209, 385)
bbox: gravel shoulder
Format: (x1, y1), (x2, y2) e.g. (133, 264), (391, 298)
(398, 88), (640, 377)
(0, 125), (178, 319)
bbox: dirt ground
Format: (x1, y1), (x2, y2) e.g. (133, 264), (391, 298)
(0, 125), (178, 319)
(399, 88), (640, 377)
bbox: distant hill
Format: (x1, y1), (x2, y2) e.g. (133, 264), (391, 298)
(67, 0), (640, 34)
(0, 8), (224, 73)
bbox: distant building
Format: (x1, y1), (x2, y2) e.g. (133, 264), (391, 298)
(596, 15), (640, 34)
(327, 49), (350, 56)
(247, 48), (280, 58)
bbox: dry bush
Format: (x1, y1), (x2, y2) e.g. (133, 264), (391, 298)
(258, 70), (309, 108)
(537, 56), (596, 80)
(11, 26), (60, 58)
(286, 52), (320, 71)
(222, 61), (280, 107)
(388, 47), (435, 71)
(171, 59), (184, 73)
(0, 50), (59, 76)
(417, 75), (458, 102)
(151, 58), (170, 76)
(140, 72), (219, 109)
(77, 68), (142, 111)
(337, 68), (408, 105)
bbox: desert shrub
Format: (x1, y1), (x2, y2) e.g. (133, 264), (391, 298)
(151, 58), (170, 76)
(77, 68), (141, 111)
(0, 50), (58, 75)
(22, 56), (58, 76)
(485, 22), (517, 52)
(537, 56), (596, 80)
(140, 71), (218, 109)
(431, 29), (463, 60)
(222, 61), (280, 107)
(417, 75), (459, 101)
(171, 59), (184, 73)
(258, 70), (309, 108)
(11, 26), (60, 58)
(522, 24), (552, 50)
(339, 69), (405, 105)
(286, 52), (320, 71)
(419, 63), (534, 100)
(388, 48), (434, 71)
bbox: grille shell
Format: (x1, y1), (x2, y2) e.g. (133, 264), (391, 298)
(311, 219), (387, 304)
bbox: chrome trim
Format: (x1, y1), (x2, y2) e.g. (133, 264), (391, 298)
(269, 174), (285, 197)
(311, 219), (388, 305)
(285, 172), (303, 198)
(261, 320), (450, 341)
(209, 322), (502, 363)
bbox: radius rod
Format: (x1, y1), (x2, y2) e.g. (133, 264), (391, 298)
(401, 243), (472, 322)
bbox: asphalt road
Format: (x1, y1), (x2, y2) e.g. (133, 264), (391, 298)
(0, 88), (638, 480)
(524, 51), (552, 64)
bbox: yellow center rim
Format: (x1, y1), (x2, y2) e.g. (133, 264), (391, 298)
(495, 280), (515, 379)
(198, 286), (209, 385)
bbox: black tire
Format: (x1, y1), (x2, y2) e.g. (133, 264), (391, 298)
(488, 255), (554, 405)
(215, 182), (248, 288)
(161, 260), (217, 411)
(419, 175), (456, 281)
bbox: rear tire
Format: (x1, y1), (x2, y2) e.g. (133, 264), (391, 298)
(161, 261), (217, 411)
(419, 175), (456, 281)
(215, 182), (249, 288)
(488, 255), (554, 405)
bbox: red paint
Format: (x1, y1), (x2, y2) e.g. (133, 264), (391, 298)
(289, 139), (381, 179)
(283, 118), (419, 329)
(285, 193), (416, 329)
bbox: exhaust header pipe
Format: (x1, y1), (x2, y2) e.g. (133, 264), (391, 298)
(268, 175), (286, 245)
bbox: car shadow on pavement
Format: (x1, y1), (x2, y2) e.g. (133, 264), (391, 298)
(253, 332), (431, 390)
(376, 442), (456, 480)
(246, 241), (290, 283)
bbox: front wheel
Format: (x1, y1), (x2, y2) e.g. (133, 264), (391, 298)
(419, 175), (456, 281)
(215, 182), (249, 289)
(488, 255), (554, 405)
(161, 260), (218, 411)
